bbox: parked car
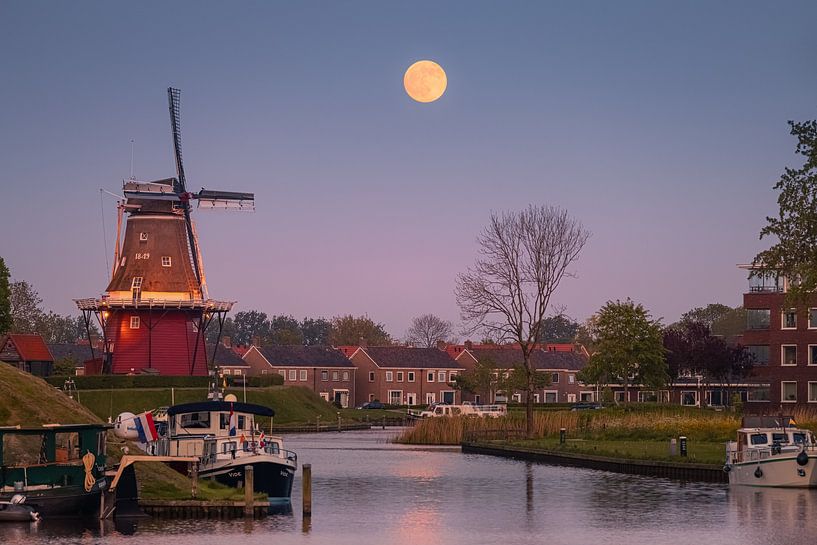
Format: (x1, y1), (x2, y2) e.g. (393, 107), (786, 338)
(358, 401), (386, 410)
(570, 402), (603, 411)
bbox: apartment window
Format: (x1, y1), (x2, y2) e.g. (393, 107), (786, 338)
(782, 381), (797, 403)
(550, 373), (559, 384)
(385, 371), (393, 382)
(746, 309), (771, 330)
(368, 371), (375, 382)
(342, 371), (349, 381)
(533, 394), (540, 403)
(288, 370), (297, 381)
(438, 371), (446, 382)
(449, 371), (458, 382)
(161, 256), (172, 267)
(407, 372), (415, 382)
(320, 392), (330, 402)
(746, 345), (770, 366)
(396, 371), (404, 382)
(568, 374), (575, 384)
(321, 371), (328, 381)
(512, 393), (522, 403)
(810, 309), (817, 329)
(809, 346), (817, 366)
(809, 382), (817, 403)
(782, 345), (797, 366)
(139, 232), (148, 241)
(747, 385), (770, 402)
(300, 370), (308, 381)
(369, 394), (375, 402)
(427, 372), (435, 382)
(129, 316), (140, 329)
(332, 371), (339, 381)
(782, 309), (797, 329)
(544, 391), (557, 403)
(639, 391), (658, 403)
(278, 370), (286, 378)
(579, 392), (594, 402)
(614, 391), (626, 403)
(234, 369), (242, 376)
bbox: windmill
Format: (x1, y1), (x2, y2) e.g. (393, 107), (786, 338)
(76, 88), (254, 376)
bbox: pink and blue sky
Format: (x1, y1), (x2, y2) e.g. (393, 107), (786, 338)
(1, 1), (816, 337)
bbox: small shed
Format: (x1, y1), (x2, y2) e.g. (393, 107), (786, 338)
(0, 334), (55, 377)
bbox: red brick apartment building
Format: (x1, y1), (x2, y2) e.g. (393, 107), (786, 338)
(349, 346), (464, 406)
(243, 345), (356, 408)
(739, 265), (817, 409)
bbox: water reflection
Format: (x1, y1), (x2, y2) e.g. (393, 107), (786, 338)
(2, 431), (817, 545)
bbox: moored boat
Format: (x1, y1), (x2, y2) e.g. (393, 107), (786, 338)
(0, 495), (39, 522)
(0, 423), (112, 517)
(118, 396), (297, 506)
(725, 416), (817, 487)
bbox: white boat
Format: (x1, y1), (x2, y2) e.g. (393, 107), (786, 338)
(408, 402), (507, 419)
(725, 416), (817, 487)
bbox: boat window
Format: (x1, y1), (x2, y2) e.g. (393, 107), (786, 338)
(267, 442), (280, 455)
(180, 412), (211, 429)
(238, 415), (246, 430)
(222, 441), (237, 454)
(219, 413), (229, 430)
(750, 433), (769, 445)
(792, 432), (808, 445)
(772, 432), (789, 443)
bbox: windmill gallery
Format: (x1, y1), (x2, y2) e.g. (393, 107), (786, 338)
(75, 88), (254, 376)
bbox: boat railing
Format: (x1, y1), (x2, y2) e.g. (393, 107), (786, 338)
(728, 443), (817, 464)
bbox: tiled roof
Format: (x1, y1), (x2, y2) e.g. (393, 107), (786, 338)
(48, 343), (96, 363)
(468, 348), (587, 371)
(208, 344), (249, 367)
(2, 334), (53, 362)
(259, 345), (353, 368)
(362, 346), (462, 369)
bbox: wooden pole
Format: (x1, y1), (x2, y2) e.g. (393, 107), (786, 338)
(244, 465), (254, 517)
(302, 463), (312, 517)
(191, 462), (198, 498)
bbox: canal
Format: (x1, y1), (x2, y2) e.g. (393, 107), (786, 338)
(2, 429), (816, 544)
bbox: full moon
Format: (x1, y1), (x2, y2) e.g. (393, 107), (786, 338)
(403, 60), (447, 103)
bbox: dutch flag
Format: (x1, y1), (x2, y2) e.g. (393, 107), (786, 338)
(229, 403), (237, 437)
(134, 411), (159, 443)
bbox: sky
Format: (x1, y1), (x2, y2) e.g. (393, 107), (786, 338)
(1, 1), (816, 339)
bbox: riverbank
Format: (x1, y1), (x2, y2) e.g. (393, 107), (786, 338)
(461, 440), (727, 482)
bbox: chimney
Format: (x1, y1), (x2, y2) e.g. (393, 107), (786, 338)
(464, 340), (473, 350)
(251, 336), (261, 347)
(222, 336), (232, 348)
(436, 340), (447, 350)
(358, 336), (367, 348)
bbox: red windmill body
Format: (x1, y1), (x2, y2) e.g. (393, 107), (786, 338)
(76, 88), (254, 375)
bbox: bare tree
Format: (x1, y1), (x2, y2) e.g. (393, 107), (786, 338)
(455, 205), (590, 438)
(405, 314), (454, 348)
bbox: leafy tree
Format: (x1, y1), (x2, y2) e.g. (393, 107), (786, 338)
(36, 313), (89, 344)
(205, 316), (236, 345)
(0, 257), (11, 334)
(575, 315), (599, 354)
(301, 317), (331, 346)
(232, 310), (270, 346)
(536, 314), (579, 343)
(456, 205), (590, 437)
(405, 314), (454, 348)
(680, 304), (733, 328)
(710, 307), (747, 337)
(753, 120), (817, 299)
(268, 315), (304, 345)
(329, 315), (392, 346)
(9, 280), (45, 333)
(454, 357), (550, 403)
(578, 299), (667, 402)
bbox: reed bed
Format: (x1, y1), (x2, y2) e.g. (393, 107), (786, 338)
(396, 406), (761, 445)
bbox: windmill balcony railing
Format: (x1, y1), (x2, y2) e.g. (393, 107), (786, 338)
(74, 297), (234, 312)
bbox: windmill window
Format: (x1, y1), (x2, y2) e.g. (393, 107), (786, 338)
(139, 232), (148, 241)
(131, 277), (143, 288)
(130, 316), (140, 329)
(162, 256), (172, 267)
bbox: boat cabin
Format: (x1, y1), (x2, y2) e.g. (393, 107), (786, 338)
(154, 401), (283, 462)
(736, 429), (814, 451)
(0, 424), (111, 492)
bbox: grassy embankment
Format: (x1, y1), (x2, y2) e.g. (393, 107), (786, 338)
(75, 385), (399, 425)
(0, 364), (254, 500)
(397, 405), (817, 465)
